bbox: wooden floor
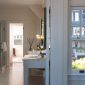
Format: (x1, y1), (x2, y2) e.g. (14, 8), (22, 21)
(0, 63), (44, 85)
(0, 63), (23, 85)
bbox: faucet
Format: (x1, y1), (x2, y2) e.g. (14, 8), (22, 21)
(40, 51), (46, 58)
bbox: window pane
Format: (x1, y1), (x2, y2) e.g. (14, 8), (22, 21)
(72, 41), (85, 70)
(72, 10), (80, 22)
(81, 27), (85, 37)
(72, 10), (80, 26)
(82, 10), (85, 13)
(72, 27), (80, 37)
(72, 9), (85, 71)
(82, 10), (85, 19)
(81, 10), (85, 25)
(75, 12), (79, 21)
(14, 39), (22, 45)
(82, 14), (85, 20)
(72, 12), (73, 21)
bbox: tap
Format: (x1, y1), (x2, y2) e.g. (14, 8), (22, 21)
(40, 51), (46, 58)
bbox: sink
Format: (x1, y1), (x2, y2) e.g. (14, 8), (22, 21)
(23, 54), (41, 60)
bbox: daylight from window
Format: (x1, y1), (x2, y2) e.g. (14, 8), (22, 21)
(72, 9), (85, 70)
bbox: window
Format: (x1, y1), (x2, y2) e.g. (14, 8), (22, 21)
(72, 27), (80, 37)
(72, 8), (85, 71)
(72, 10), (80, 22)
(81, 27), (85, 37)
(14, 35), (23, 45)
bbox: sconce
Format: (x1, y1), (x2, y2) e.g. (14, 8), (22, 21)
(36, 34), (44, 50)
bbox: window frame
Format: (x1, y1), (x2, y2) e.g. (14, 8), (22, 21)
(71, 7), (85, 74)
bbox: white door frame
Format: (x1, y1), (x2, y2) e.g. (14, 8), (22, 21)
(7, 21), (24, 65)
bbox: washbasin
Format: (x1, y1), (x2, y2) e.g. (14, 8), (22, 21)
(28, 54), (39, 58)
(23, 54), (41, 60)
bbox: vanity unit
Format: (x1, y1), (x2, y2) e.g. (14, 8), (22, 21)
(23, 54), (49, 85)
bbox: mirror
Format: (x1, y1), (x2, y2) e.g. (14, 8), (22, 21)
(36, 8), (46, 50)
(41, 8), (46, 50)
(22, 5), (46, 51)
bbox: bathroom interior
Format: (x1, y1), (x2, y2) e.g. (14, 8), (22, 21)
(0, 1), (47, 85)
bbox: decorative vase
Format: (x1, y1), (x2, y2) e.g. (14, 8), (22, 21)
(29, 45), (32, 51)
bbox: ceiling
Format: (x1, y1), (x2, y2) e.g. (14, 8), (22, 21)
(0, 0), (45, 7)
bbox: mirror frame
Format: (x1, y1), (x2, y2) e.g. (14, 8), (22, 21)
(41, 8), (46, 50)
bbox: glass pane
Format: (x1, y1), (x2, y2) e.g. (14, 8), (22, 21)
(72, 27), (80, 37)
(81, 10), (85, 24)
(72, 41), (85, 70)
(72, 9), (85, 71)
(82, 10), (85, 13)
(72, 12), (73, 21)
(14, 39), (22, 45)
(72, 10), (80, 22)
(82, 14), (85, 21)
(81, 27), (85, 37)
(75, 12), (79, 21)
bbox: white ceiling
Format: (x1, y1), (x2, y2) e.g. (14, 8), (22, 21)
(0, 0), (45, 6)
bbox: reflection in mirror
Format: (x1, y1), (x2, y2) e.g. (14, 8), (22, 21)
(36, 8), (46, 50)
(41, 8), (46, 50)
(36, 34), (44, 50)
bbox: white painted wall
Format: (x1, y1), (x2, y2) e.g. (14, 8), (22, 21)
(0, 6), (41, 52)
(0, 6), (41, 64)
(29, 5), (44, 18)
(71, 0), (85, 6)
(68, 74), (85, 85)
(48, 0), (68, 85)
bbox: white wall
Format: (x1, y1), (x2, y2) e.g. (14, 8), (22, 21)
(0, 6), (41, 52)
(0, 6), (41, 64)
(48, 0), (68, 85)
(68, 74), (85, 85)
(71, 0), (85, 6)
(29, 5), (44, 18)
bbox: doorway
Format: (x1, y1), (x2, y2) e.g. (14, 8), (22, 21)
(9, 23), (23, 63)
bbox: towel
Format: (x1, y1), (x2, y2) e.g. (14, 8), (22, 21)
(1, 42), (7, 52)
